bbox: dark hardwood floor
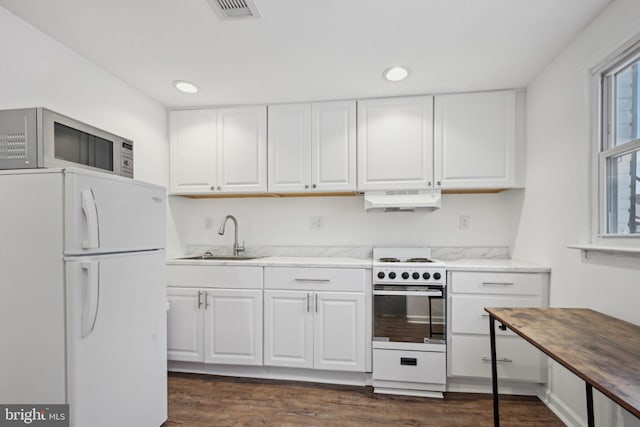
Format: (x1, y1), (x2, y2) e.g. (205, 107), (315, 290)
(166, 372), (565, 426)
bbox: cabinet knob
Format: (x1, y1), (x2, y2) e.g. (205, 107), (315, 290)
(312, 184), (317, 189)
(210, 186), (215, 191)
(428, 181), (432, 187)
(305, 185), (309, 189)
(437, 181), (441, 186)
(217, 186), (221, 190)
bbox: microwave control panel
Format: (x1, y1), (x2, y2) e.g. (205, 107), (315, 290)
(120, 141), (134, 178)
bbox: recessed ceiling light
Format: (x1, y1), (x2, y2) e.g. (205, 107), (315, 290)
(173, 80), (199, 94)
(383, 66), (409, 82)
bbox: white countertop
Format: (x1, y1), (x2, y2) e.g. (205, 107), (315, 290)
(167, 256), (549, 272)
(444, 258), (551, 273)
(167, 256), (372, 269)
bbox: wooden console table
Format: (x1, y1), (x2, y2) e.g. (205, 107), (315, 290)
(484, 307), (640, 427)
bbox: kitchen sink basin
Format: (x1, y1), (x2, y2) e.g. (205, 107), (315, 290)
(177, 255), (262, 261)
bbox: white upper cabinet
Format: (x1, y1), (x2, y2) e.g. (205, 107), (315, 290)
(216, 106), (268, 193)
(169, 90), (524, 195)
(357, 96), (434, 191)
(169, 106), (267, 195)
(169, 109), (216, 194)
(434, 90), (524, 190)
(311, 101), (357, 191)
(268, 101), (356, 193)
(267, 103), (312, 192)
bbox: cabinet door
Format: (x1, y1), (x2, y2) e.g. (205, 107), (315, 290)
(434, 90), (517, 189)
(167, 287), (204, 362)
(311, 101), (356, 192)
(314, 292), (365, 372)
(357, 96), (434, 190)
(267, 104), (312, 192)
(203, 289), (263, 365)
(216, 106), (267, 193)
(264, 290), (314, 368)
(169, 109), (216, 194)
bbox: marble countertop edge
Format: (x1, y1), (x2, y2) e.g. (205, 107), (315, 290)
(167, 256), (550, 272)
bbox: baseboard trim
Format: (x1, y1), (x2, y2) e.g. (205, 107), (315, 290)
(545, 391), (584, 427)
(168, 361), (370, 386)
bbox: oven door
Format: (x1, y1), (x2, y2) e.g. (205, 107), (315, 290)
(373, 285), (445, 346)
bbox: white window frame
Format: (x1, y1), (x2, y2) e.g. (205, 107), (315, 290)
(589, 39), (640, 252)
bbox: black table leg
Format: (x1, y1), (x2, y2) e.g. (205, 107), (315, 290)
(586, 383), (594, 427)
(490, 315), (499, 427)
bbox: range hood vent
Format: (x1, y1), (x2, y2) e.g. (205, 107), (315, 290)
(364, 189), (441, 212)
(208, 0), (261, 20)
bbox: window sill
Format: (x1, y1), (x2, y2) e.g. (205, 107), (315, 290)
(568, 244), (640, 257)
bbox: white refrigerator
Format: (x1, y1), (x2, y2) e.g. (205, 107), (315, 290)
(0, 168), (167, 427)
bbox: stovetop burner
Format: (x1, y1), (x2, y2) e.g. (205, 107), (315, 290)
(378, 257), (401, 263)
(406, 258), (433, 263)
(376, 257), (434, 263)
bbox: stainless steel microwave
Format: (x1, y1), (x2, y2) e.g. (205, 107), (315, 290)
(0, 108), (133, 178)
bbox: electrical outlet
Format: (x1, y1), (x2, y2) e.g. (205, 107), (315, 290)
(459, 215), (470, 230)
(310, 216), (324, 230)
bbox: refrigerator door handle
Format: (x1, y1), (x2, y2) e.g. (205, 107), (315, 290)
(81, 261), (100, 338)
(81, 189), (100, 249)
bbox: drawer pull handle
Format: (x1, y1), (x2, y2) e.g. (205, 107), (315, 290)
(482, 282), (515, 286)
(481, 314), (490, 318)
(294, 278), (331, 283)
(375, 290), (443, 297)
(481, 356), (513, 363)
(400, 357), (417, 366)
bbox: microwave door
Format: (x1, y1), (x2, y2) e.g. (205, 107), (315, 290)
(42, 109), (122, 175)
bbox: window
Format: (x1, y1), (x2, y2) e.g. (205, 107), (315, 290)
(599, 45), (640, 239)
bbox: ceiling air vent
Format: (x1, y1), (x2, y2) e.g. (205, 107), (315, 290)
(208, 0), (261, 20)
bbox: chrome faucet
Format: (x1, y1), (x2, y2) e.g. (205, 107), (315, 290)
(218, 215), (245, 256)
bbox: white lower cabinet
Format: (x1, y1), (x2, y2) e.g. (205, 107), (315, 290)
(447, 270), (549, 384)
(167, 287), (263, 365)
(449, 335), (544, 382)
(263, 267), (367, 372)
(167, 288), (204, 362)
(263, 290), (313, 368)
(264, 290), (365, 372)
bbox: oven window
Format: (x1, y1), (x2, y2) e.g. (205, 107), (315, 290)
(54, 122), (114, 171)
(374, 292), (445, 344)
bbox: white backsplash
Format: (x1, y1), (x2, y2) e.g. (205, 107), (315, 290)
(184, 244), (509, 260)
(431, 246), (510, 260)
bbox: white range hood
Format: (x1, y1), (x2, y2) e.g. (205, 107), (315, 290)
(364, 189), (441, 212)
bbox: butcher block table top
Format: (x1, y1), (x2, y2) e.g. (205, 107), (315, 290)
(484, 307), (640, 419)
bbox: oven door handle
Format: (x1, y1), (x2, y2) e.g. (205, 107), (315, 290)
(373, 290), (443, 297)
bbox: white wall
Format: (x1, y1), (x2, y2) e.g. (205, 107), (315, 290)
(0, 7), (168, 187)
(512, 0), (640, 425)
(167, 191), (523, 258)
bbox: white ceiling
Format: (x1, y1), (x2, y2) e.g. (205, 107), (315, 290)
(0, 0), (613, 108)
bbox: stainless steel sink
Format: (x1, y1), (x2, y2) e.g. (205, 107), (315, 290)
(177, 255), (262, 261)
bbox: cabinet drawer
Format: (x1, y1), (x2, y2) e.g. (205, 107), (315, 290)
(265, 267), (366, 292)
(450, 272), (545, 295)
(373, 349), (445, 385)
(450, 295), (543, 335)
(449, 335), (545, 382)
(167, 265), (263, 289)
